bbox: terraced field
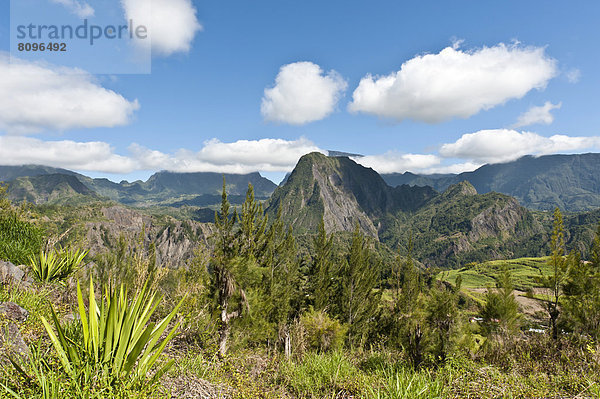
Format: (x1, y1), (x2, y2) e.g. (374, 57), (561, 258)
(440, 257), (553, 291)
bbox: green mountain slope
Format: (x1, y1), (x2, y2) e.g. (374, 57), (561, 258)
(382, 153), (600, 211)
(381, 181), (546, 268)
(268, 154), (547, 267)
(0, 165), (79, 181)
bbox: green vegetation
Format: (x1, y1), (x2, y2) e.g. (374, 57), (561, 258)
(1, 165), (276, 208)
(28, 248), (87, 284)
(563, 221), (600, 339)
(4, 179), (600, 398)
(441, 257), (553, 291)
(41, 279), (182, 392)
(0, 185), (43, 265)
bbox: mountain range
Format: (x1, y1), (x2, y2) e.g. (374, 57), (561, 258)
(3, 153), (600, 268)
(0, 165), (276, 207)
(266, 153), (548, 267)
(381, 153), (600, 212)
(5, 152), (600, 212)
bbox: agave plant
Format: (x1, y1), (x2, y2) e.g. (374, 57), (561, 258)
(41, 278), (183, 389)
(29, 248), (88, 283)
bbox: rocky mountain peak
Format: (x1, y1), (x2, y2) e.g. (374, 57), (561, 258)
(266, 152), (435, 238)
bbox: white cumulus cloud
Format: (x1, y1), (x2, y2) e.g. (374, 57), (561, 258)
(353, 152), (441, 174)
(0, 54), (140, 134)
(130, 138), (325, 173)
(50, 0), (94, 18)
(0, 136), (325, 175)
(439, 129), (600, 164)
(512, 101), (562, 128)
(348, 42), (558, 123)
(0, 136), (136, 174)
(425, 162), (483, 175)
(261, 62), (348, 125)
(121, 0), (203, 56)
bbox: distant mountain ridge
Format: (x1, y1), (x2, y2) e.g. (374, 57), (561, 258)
(382, 153), (600, 212)
(5, 153), (600, 212)
(0, 165), (277, 206)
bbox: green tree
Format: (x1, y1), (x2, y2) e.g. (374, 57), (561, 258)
(310, 218), (335, 311)
(427, 283), (459, 363)
(540, 208), (569, 340)
(395, 235), (426, 368)
(338, 224), (380, 348)
(563, 222), (600, 339)
(262, 208), (301, 355)
(239, 197), (301, 353)
(211, 178), (246, 356)
(238, 183), (268, 260)
(481, 265), (521, 338)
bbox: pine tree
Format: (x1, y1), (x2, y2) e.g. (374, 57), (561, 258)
(481, 265), (521, 338)
(541, 208), (569, 340)
(211, 177), (246, 356)
(395, 235), (426, 368)
(563, 223), (600, 339)
(427, 281), (459, 363)
(311, 218), (335, 311)
(238, 183), (267, 260)
(398, 234), (420, 313)
(339, 224), (380, 347)
(262, 208), (301, 355)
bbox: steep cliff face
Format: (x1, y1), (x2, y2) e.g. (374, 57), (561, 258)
(83, 206), (213, 267)
(468, 198), (530, 242)
(266, 152), (436, 238)
(312, 163), (379, 237)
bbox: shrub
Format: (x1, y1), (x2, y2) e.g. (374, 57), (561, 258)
(300, 309), (347, 353)
(38, 278), (184, 392)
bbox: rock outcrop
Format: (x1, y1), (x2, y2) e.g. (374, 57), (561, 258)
(0, 302), (30, 363)
(0, 261), (32, 287)
(85, 206), (213, 267)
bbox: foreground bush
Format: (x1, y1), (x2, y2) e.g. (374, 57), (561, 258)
(299, 309), (347, 353)
(4, 278), (185, 397)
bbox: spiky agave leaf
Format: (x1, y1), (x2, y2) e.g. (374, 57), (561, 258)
(42, 277), (184, 388)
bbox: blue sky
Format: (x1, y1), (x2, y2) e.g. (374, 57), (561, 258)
(1, 0), (599, 183)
